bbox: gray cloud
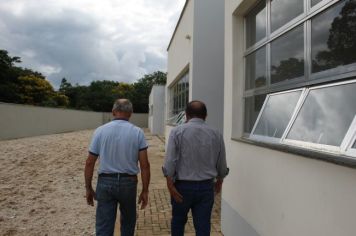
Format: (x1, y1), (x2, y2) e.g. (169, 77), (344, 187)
(0, 0), (185, 88)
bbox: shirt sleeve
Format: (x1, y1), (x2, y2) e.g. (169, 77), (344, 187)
(162, 129), (179, 177)
(89, 129), (101, 157)
(138, 129), (148, 151)
(217, 133), (229, 179)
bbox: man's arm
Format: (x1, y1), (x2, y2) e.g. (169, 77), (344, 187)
(163, 130), (183, 203)
(138, 149), (150, 209)
(215, 134), (229, 194)
(84, 153), (98, 206)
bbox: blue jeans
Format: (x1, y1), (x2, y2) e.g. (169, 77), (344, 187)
(171, 180), (215, 236)
(95, 175), (137, 236)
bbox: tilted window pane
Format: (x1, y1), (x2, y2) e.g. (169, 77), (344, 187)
(271, 0), (304, 32)
(311, 0), (356, 73)
(244, 94), (267, 133)
(287, 82), (356, 146)
(254, 90), (302, 138)
(246, 46), (267, 90)
(246, 0), (266, 48)
(271, 25), (304, 84)
(311, 0), (323, 7)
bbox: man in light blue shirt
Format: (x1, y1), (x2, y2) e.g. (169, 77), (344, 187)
(84, 99), (150, 236)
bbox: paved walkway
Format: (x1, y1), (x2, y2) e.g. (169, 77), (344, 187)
(115, 131), (223, 236)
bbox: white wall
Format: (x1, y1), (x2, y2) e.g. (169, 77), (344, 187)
(166, 0), (194, 142)
(0, 102), (103, 140)
(191, 0), (225, 133)
(0, 103), (148, 140)
(166, 0), (225, 144)
(103, 113), (148, 128)
(148, 85), (165, 135)
(222, 1), (356, 236)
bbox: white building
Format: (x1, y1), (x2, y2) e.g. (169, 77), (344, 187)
(165, 0), (225, 140)
(148, 85), (165, 135)
(222, 0), (356, 235)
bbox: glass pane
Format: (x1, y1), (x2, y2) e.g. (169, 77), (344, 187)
(244, 94), (267, 133)
(182, 80), (186, 110)
(311, 0), (356, 73)
(287, 82), (356, 146)
(254, 90), (302, 138)
(178, 81), (182, 111)
(352, 140), (356, 149)
(186, 73), (189, 105)
(246, 46), (266, 90)
(174, 85), (178, 114)
(311, 0), (323, 7)
(271, 25), (304, 84)
(246, 0), (266, 48)
(271, 0), (304, 32)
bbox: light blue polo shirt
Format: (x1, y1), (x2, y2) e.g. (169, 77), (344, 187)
(89, 118), (148, 175)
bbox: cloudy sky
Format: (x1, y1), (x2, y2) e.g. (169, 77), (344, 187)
(0, 0), (185, 88)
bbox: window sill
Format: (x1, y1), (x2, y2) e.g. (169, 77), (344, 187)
(231, 137), (356, 169)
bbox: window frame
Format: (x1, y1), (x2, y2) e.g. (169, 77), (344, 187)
(281, 79), (356, 157)
(243, 0), (356, 136)
(341, 116), (356, 157)
(167, 70), (189, 125)
(249, 88), (306, 143)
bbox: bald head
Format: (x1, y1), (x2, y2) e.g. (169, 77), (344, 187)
(185, 101), (207, 120)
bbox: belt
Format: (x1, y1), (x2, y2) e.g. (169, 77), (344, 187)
(175, 179), (214, 184)
(99, 173), (136, 178)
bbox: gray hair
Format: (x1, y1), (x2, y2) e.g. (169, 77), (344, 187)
(112, 99), (133, 113)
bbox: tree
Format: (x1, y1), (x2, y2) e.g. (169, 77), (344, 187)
(85, 80), (120, 112)
(114, 83), (135, 99)
(314, 0), (356, 71)
(17, 75), (56, 105)
(132, 71), (167, 113)
(271, 58), (304, 83)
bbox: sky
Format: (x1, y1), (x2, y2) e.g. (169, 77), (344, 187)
(0, 0), (185, 88)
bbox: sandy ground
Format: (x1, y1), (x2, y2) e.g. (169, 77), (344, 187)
(0, 130), (97, 236)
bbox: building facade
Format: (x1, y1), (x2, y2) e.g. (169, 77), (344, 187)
(222, 0), (356, 235)
(165, 0), (225, 140)
(148, 85), (166, 135)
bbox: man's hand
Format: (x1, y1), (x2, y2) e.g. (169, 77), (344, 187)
(167, 177), (183, 203)
(84, 154), (98, 206)
(86, 187), (96, 206)
(214, 178), (223, 194)
(138, 190), (149, 209)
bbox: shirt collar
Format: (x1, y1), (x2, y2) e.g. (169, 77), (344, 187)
(113, 118), (129, 121)
(188, 118), (206, 124)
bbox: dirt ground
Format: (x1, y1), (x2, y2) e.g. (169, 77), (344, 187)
(0, 130), (97, 236)
(0, 129), (222, 236)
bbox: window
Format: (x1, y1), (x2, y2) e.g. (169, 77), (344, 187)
(168, 71), (189, 125)
(249, 80), (356, 158)
(246, 0), (266, 48)
(271, 25), (304, 84)
(311, 0), (356, 74)
(244, 94), (266, 133)
(245, 46), (266, 89)
(311, 0), (323, 7)
(243, 0), (356, 158)
(285, 82), (356, 147)
(243, 0), (356, 133)
(270, 0), (303, 32)
(250, 89), (303, 141)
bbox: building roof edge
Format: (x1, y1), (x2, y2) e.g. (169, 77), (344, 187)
(167, 0), (189, 51)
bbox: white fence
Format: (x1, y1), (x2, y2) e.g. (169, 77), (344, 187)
(0, 102), (148, 140)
